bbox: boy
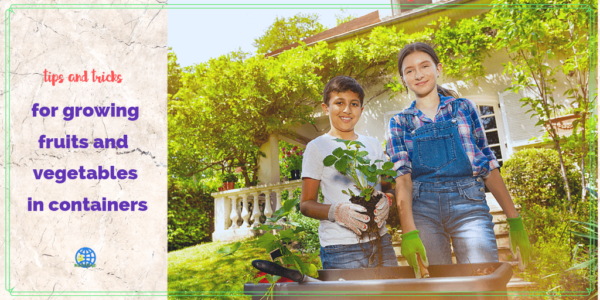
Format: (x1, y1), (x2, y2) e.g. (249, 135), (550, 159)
(299, 76), (398, 269)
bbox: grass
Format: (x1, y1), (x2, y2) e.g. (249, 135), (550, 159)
(168, 238), (269, 300)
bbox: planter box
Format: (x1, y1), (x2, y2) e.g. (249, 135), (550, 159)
(545, 114), (580, 137)
(245, 262), (512, 300)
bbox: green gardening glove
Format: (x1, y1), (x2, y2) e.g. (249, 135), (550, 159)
(401, 230), (429, 278)
(507, 215), (531, 271)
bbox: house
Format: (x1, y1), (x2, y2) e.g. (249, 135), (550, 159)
(212, 0), (577, 244)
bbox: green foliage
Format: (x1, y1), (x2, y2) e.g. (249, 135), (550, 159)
(168, 176), (214, 251)
(488, 0), (598, 206)
(254, 196), (320, 278)
(501, 148), (581, 210)
(323, 138), (395, 201)
(281, 144), (304, 172)
(216, 241), (241, 257)
(288, 209), (321, 253)
(253, 13), (327, 54)
(502, 148), (595, 297)
(222, 172), (238, 183)
(335, 9), (356, 26)
(168, 49), (183, 101)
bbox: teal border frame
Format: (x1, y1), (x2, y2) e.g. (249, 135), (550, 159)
(4, 2), (597, 297)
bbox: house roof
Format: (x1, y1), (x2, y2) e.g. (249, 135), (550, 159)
(266, 0), (492, 57)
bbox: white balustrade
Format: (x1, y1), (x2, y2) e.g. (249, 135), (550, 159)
(211, 180), (303, 242)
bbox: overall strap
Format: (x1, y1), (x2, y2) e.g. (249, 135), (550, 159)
(404, 112), (417, 133)
(450, 99), (461, 119)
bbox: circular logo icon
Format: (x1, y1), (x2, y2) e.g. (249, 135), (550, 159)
(75, 247), (96, 268)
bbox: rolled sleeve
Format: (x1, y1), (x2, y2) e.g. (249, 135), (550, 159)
(465, 99), (500, 172)
(386, 115), (412, 178)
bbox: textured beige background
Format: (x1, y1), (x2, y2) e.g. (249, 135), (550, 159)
(1, 1), (168, 299)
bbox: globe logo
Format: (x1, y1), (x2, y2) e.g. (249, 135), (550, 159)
(75, 247), (96, 268)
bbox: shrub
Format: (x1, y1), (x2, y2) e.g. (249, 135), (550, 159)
(168, 177), (214, 251)
(501, 148), (581, 210)
(289, 210), (321, 253)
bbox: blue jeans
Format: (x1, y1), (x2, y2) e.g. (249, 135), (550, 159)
(320, 233), (399, 269)
(412, 177), (499, 265)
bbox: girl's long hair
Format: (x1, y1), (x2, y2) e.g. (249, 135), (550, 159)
(397, 42), (460, 99)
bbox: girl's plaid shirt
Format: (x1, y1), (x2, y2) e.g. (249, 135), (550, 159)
(386, 94), (500, 178)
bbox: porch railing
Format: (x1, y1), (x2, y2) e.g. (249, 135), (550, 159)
(211, 179), (302, 242)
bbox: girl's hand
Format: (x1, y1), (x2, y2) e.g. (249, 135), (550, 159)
(507, 215), (531, 271)
(400, 230), (429, 278)
(374, 191), (391, 228)
(328, 203), (370, 235)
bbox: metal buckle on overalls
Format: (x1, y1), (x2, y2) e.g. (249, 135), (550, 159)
(451, 119), (457, 124)
(411, 130), (416, 136)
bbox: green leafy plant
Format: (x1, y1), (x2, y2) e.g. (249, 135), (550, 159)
(282, 146), (303, 171)
(222, 172), (238, 183)
(254, 197), (320, 279)
(216, 241), (242, 257)
(168, 177), (214, 251)
(323, 138), (395, 202)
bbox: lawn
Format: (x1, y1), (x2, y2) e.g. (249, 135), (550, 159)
(168, 238), (270, 300)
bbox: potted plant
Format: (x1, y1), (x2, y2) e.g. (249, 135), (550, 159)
(222, 172), (238, 190)
(283, 146), (304, 180)
(323, 138), (396, 265)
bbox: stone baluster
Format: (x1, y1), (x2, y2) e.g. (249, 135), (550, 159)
(251, 192), (261, 228)
(263, 190), (273, 224)
(229, 196), (240, 230)
(240, 193), (250, 228)
(275, 190), (283, 212)
(274, 190), (284, 224)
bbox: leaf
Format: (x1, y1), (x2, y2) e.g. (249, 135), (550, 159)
(257, 232), (279, 249)
(334, 156), (348, 173)
(323, 155), (337, 167)
(216, 241), (241, 257)
(382, 162), (394, 170)
(357, 151), (368, 157)
(332, 147), (345, 158)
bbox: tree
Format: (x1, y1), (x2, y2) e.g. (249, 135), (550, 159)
(253, 13), (327, 54)
(488, 0), (597, 211)
(169, 48), (323, 185)
(335, 9), (356, 26)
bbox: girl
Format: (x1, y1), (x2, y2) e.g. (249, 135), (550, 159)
(300, 76), (398, 269)
(386, 42), (531, 278)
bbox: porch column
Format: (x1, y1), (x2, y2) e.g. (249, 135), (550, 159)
(258, 134), (281, 185)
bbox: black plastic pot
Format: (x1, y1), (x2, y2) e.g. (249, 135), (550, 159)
(290, 170), (301, 180)
(244, 262), (512, 300)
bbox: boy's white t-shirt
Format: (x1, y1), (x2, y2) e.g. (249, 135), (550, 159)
(301, 133), (388, 247)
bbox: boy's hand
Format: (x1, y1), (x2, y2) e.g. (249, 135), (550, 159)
(374, 191), (390, 228)
(507, 215), (531, 271)
(328, 203), (370, 235)
(400, 230), (429, 278)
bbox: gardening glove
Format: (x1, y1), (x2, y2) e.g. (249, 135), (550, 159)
(401, 230), (429, 279)
(328, 202), (370, 236)
(507, 215), (531, 271)
(374, 191), (390, 228)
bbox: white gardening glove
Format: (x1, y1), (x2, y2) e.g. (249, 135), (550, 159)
(374, 191), (390, 228)
(328, 202), (370, 235)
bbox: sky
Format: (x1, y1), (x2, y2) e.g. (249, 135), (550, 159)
(168, 1), (393, 67)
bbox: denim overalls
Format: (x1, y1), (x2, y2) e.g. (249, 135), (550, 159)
(407, 100), (499, 265)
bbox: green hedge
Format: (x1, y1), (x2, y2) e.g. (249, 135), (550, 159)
(168, 177), (214, 251)
(501, 148), (581, 210)
(501, 148), (592, 295)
